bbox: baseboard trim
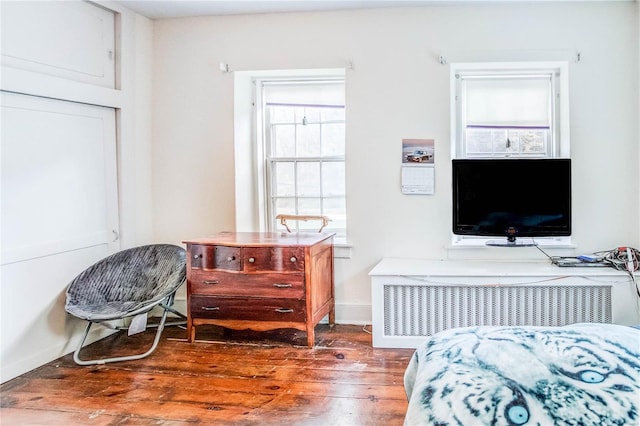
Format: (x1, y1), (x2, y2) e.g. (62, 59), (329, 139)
(1, 326), (115, 383)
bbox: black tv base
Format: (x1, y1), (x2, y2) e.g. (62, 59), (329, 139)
(485, 238), (537, 247)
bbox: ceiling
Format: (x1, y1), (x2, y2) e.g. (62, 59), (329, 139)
(115, 0), (625, 19)
(114, 1), (442, 19)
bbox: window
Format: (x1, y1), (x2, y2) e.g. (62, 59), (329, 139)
(462, 76), (553, 157)
(452, 62), (569, 160)
(451, 62), (570, 246)
(259, 79), (346, 237)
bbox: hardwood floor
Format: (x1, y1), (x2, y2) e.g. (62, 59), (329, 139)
(1, 324), (415, 425)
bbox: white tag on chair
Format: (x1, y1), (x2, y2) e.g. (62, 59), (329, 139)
(128, 313), (148, 336)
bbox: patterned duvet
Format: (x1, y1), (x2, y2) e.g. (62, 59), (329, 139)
(403, 323), (640, 425)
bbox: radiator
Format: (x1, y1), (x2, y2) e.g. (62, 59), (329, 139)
(383, 283), (612, 338)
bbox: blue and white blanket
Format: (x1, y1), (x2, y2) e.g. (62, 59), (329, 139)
(404, 324), (640, 425)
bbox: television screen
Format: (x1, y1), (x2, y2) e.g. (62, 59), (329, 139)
(452, 158), (571, 244)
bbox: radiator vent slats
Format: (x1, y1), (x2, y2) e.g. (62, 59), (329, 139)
(383, 284), (612, 337)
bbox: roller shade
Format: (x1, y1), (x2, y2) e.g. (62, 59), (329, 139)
(464, 76), (551, 128)
(262, 81), (345, 108)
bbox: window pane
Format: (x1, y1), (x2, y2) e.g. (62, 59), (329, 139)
(298, 198), (322, 216)
(493, 130), (519, 154)
(273, 162), (295, 196)
(519, 129), (547, 154)
(273, 124), (295, 157)
(322, 122), (345, 156)
(321, 108), (344, 122)
(296, 123), (321, 157)
(296, 162), (320, 196)
(491, 130), (507, 152)
(466, 129), (492, 154)
(322, 162), (345, 196)
(466, 127), (549, 157)
(274, 197), (295, 216)
(323, 197), (346, 230)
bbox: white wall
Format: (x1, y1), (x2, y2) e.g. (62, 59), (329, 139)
(0, 3), (153, 382)
(151, 2), (639, 325)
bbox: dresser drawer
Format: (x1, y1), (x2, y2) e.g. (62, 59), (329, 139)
(189, 271), (304, 298)
(244, 247), (304, 272)
(190, 296), (306, 322)
(190, 244), (241, 271)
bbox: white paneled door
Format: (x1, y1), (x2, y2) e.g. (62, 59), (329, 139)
(1, 91), (119, 264)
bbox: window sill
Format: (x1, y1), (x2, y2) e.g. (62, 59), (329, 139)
(450, 237), (574, 248)
(333, 238), (352, 259)
(446, 237), (577, 262)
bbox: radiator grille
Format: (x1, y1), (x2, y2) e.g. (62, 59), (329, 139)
(383, 284), (612, 337)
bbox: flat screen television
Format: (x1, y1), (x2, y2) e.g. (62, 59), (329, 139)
(452, 158), (571, 246)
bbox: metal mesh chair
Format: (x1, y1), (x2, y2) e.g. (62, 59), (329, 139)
(65, 244), (187, 365)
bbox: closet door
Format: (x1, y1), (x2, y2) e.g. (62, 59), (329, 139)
(1, 1), (115, 88)
(1, 92), (119, 264)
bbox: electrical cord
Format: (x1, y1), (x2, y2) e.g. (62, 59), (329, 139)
(595, 246), (640, 273)
(535, 243), (640, 298)
(595, 247), (640, 298)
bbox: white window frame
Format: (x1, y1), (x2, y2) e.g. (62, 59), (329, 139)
(450, 61), (571, 247)
(259, 79), (347, 237)
(236, 69), (348, 246)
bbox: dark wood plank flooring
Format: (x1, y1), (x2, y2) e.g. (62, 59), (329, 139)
(1, 324), (415, 425)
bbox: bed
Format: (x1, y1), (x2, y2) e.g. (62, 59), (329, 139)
(403, 323), (640, 425)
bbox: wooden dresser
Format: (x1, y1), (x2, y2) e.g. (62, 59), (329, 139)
(184, 232), (335, 347)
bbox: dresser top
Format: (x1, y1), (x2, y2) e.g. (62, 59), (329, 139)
(184, 232), (335, 247)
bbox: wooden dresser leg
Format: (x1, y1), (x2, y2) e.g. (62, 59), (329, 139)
(307, 326), (315, 347)
(187, 324), (195, 343)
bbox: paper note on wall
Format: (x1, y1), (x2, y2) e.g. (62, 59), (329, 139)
(402, 165), (435, 194)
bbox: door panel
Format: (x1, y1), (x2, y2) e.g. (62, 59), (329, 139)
(1, 1), (115, 88)
(1, 91), (119, 264)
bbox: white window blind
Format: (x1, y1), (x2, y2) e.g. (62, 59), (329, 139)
(464, 76), (551, 127)
(459, 72), (555, 158)
(263, 81), (344, 107)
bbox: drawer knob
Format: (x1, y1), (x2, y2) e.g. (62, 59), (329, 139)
(248, 257), (255, 263)
(275, 308), (294, 313)
(193, 254), (202, 259)
(227, 256), (236, 262)
(203, 280), (219, 285)
(290, 256), (297, 263)
(273, 283), (293, 288)
(201, 306), (220, 311)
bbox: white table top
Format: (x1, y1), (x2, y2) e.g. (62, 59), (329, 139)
(369, 258), (631, 277)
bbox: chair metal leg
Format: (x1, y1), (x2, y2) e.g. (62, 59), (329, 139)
(159, 302), (187, 327)
(73, 308), (171, 366)
(73, 322), (95, 365)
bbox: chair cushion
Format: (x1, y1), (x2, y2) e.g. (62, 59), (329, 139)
(65, 244), (186, 321)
